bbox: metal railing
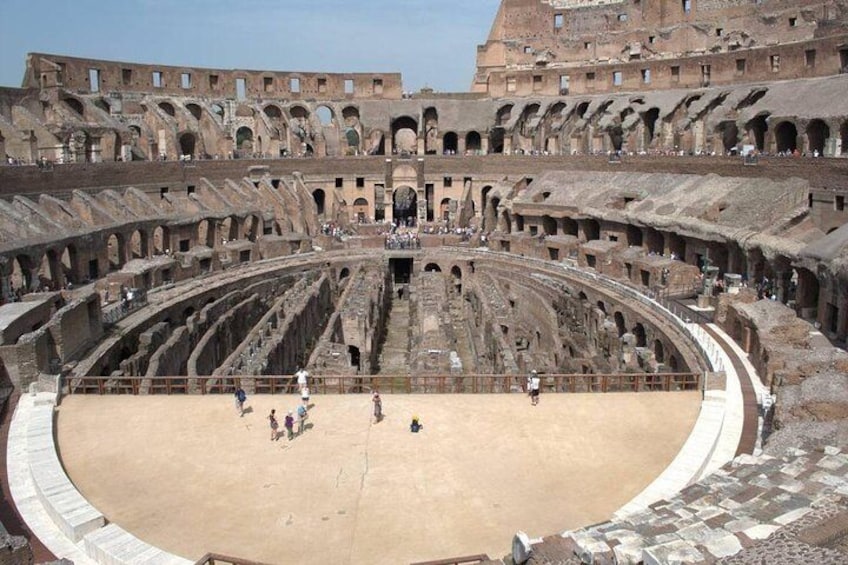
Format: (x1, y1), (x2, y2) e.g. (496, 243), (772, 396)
(66, 372), (701, 396)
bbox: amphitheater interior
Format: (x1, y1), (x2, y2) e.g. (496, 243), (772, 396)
(2, 1), (848, 564)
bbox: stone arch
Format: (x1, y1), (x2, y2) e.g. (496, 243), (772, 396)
(107, 233), (125, 270)
(316, 105), (334, 126)
(352, 198), (369, 222)
(424, 263), (442, 273)
(716, 121), (739, 153)
(440, 198), (452, 221)
(197, 220), (213, 248)
(37, 250), (61, 290)
(236, 127), (254, 152)
(500, 209), (512, 233)
(178, 132), (196, 158)
(489, 128), (505, 154)
(61, 245), (78, 285)
(185, 103), (202, 121)
(632, 323), (647, 348)
(11, 255), (35, 293)
(451, 265), (463, 292)
(130, 229), (148, 258)
(443, 132), (458, 154)
(391, 116), (418, 154)
(596, 300), (607, 314)
(563, 217), (578, 237)
(393, 186), (418, 226)
(614, 311), (626, 337)
(339, 267), (351, 281)
(496, 104), (513, 126)
(64, 96), (84, 116)
(642, 107), (660, 148)
(158, 102), (175, 117)
(264, 104), (283, 119)
(654, 339), (665, 364)
(424, 107), (439, 154)
(313, 189), (326, 216)
(465, 131), (482, 154)
(794, 267), (819, 319)
(745, 114), (769, 151)
(243, 215), (262, 242)
(367, 130), (385, 155)
(774, 121), (798, 153)
(584, 219), (600, 241)
(608, 126), (624, 151)
(627, 225), (643, 247)
(542, 215), (557, 235)
(153, 225), (171, 254)
(806, 119), (829, 155)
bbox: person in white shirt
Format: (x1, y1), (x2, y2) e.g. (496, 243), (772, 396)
(295, 367), (309, 391)
(529, 370), (541, 406)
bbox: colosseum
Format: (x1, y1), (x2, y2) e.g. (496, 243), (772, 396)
(1, 1), (848, 564)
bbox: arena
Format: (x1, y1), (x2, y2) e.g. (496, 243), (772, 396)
(2, 1), (848, 564)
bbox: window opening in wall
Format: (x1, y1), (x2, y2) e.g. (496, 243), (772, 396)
(841, 49), (848, 73)
(88, 68), (100, 93)
(264, 77), (274, 93)
(736, 59), (746, 75)
(160, 187), (169, 199)
(789, 17), (797, 27)
(648, 36), (656, 44)
(533, 75), (543, 91)
(444, 176), (452, 187)
(335, 177), (343, 188)
(187, 185), (195, 195)
(613, 71), (623, 86)
(345, 79), (354, 94)
(701, 64), (711, 86)
(373, 78), (383, 94)
(179, 239), (190, 252)
(356, 177), (365, 188)
(152, 71), (163, 88)
(682, 0), (691, 14)
(506, 76), (516, 92)
(641, 69), (651, 83)
(236, 78), (246, 100)
(318, 77), (327, 93)
(618, 14), (627, 22)
(290, 77), (300, 93)
(209, 74), (219, 90)
(524, 46), (533, 54)
(586, 72), (596, 89)
(837, 195), (845, 211)
(122, 68), (132, 86)
(809, 193), (814, 208)
(181, 73), (191, 89)
(554, 14), (563, 29)
(716, 28), (723, 36)
(529, 226), (538, 236)
(806, 49), (817, 68)
(671, 65), (680, 82)
(771, 54), (780, 72)
(559, 75), (570, 95)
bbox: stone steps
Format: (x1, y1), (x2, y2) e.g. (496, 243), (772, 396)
(376, 298), (410, 374)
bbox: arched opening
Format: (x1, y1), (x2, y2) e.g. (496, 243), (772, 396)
(501, 210), (513, 233)
(344, 128), (360, 150)
(197, 220), (213, 248)
(352, 198), (369, 223)
(746, 115), (768, 151)
(339, 267), (351, 281)
(489, 128), (505, 154)
(440, 198), (452, 222)
(717, 121), (739, 153)
(841, 121), (848, 155)
(806, 119), (829, 155)
(153, 225), (170, 254)
(130, 229), (147, 258)
(37, 251), (59, 290)
(562, 218), (578, 237)
(236, 127), (254, 153)
(795, 267), (819, 319)
(653, 340), (665, 364)
(645, 228), (664, 254)
(597, 301), (607, 314)
(107, 233), (124, 270)
(264, 104), (283, 119)
(775, 121), (798, 153)
(642, 108), (660, 147)
(158, 102), (175, 117)
(61, 245), (77, 285)
(632, 323), (647, 348)
(584, 219), (600, 241)
(393, 186), (418, 226)
(368, 130), (385, 155)
(496, 104), (513, 126)
(627, 225), (643, 247)
(443, 132), (458, 154)
(542, 216), (557, 235)
(576, 101), (590, 119)
(243, 215), (261, 242)
(451, 265), (463, 293)
(179, 132), (196, 157)
(424, 263), (442, 273)
(614, 312), (626, 337)
(210, 104), (225, 120)
(348, 346), (361, 372)
(64, 97), (84, 116)
(185, 103), (202, 121)
(391, 116), (418, 154)
(316, 106), (333, 126)
(608, 126), (624, 151)
(424, 107), (439, 154)
(313, 189), (326, 216)
(465, 131), (482, 154)
(11, 255), (34, 293)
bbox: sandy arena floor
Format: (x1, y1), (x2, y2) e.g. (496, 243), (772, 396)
(56, 392), (700, 565)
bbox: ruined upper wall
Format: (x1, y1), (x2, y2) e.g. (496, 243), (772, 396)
(474, 0), (848, 95)
(24, 53), (404, 101)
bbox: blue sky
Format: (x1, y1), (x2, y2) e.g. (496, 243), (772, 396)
(0, 0), (501, 92)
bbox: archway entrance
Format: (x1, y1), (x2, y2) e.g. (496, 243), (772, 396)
(806, 119), (829, 155)
(393, 186), (418, 226)
(775, 121), (797, 153)
(179, 133), (196, 158)
(313, 189), (326, 216)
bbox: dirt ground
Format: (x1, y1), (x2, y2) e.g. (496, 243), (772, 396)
(56, 392), (700, 565)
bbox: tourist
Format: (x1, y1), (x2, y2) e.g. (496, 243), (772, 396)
(410, 415), (422, 433)
(372, 391), (383, 423)
(284, 411), (295, 440)
(234, 386), (247, 417)
(297, 403), (308, 435)
(295, 366), (309, 391)
(301, 385), (310, 408)
(268, 409), (279, 441)
(529, 371), (541, 406)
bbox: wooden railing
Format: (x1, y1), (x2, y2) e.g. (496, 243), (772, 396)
(66, 372), (701, 396)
